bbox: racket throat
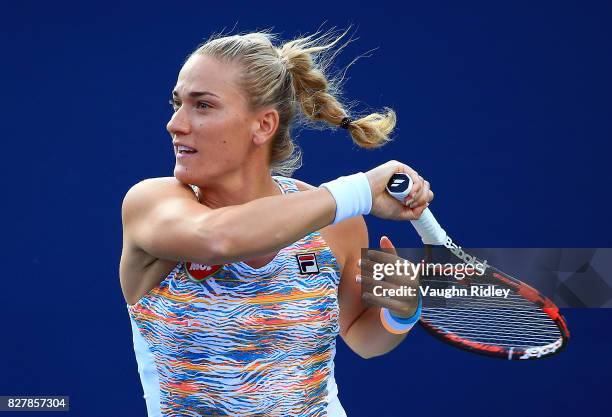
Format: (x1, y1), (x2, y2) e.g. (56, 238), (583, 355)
(443, 236), (489, 274)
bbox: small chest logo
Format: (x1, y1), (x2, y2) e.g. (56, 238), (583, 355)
(296, 253), (320, 274)
(184, 262), (221, 282)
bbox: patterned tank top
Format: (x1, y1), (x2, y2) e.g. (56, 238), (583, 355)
(127, 176), (347, 417)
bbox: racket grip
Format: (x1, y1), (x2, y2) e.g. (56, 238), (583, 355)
(410, 208), (447, 246)
(386, 173), (447, 245)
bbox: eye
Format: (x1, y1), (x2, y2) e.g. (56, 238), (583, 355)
(196, 101), (210, 110)
(169, 99), (180, 112)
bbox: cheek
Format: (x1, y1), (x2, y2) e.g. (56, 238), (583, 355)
(194, 111), (253, 155)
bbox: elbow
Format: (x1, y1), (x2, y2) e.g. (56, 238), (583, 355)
(356, 351), (376, 360)
(345, 334), (392, 359)
(343, 335), (385, 360)
(355, 349), (385, 360)
(196, 216), (234, 264)
(203, 234), (232, 264)
(196, 210), (266, 264)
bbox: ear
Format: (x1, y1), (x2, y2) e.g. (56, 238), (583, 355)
(252, 108), (280, 146)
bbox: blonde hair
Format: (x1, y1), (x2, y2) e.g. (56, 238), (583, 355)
(189, 27), (397, 176)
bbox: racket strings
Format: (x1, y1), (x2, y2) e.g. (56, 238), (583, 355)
(420, 276), (562, 349)
(421, 277), (532, 308)
(422, 308), (562, 348)
(425, 310), (559, 330)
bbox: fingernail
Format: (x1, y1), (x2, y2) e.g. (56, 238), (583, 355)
(409, 201), (417, 208)
(355, 275), (361, 283)
(405, 198), (414, 206)
(358, 258), (362, 267)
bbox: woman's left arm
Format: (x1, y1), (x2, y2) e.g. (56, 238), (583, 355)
(337, 217), (416, 359)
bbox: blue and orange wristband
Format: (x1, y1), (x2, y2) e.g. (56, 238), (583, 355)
(380, 294), (422, 334)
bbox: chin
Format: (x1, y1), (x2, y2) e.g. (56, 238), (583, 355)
(174, 164), (219, 186)
(173, 165), (198, 185)
(174, 157), (236, 186)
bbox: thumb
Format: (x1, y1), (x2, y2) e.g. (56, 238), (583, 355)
(380, 235), (397, 255)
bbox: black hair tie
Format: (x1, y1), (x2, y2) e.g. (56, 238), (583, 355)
(339, 117), (353, 129)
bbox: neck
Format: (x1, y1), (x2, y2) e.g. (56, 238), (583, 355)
(195, 169), (282, 208)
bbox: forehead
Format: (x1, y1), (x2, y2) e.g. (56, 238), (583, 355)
(174, 55), (244, 100)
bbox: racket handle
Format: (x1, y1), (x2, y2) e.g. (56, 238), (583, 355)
(386, 173), (447, 245)
(410, 208), (447, 245)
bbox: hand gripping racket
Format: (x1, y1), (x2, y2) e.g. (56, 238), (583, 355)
(386, 173), (570, 360)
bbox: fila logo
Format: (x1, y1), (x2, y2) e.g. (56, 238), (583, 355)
(296, 253), (320, 274)
(184, 262), (221, 282)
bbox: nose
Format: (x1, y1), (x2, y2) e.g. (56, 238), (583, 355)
(166, 106), (191, 136)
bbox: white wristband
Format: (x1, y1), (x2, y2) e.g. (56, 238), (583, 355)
(320, 172), (372, 224)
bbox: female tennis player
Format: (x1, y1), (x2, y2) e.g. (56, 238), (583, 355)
(120, 28), (433, 417)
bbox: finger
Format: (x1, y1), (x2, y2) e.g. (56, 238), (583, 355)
(358, 273), (389, 297)
(359, 274), (406, 292)
(405, 200), (430, 218)
(404, 175), (423, 206)
(360, 262), (419, 288)
(360, 256), (405, 279)
(414, 179), (429, 207)
(409, 178), (430, 208)
(418, 180), (431, 206)
(410, 203), (429, 219)
(358, 257), (376, 274)
(395, 163), (419, 181)
(365, 249), (400, 265)
(386, 269), (420, 287)
(359, 272), (417, 289)
(359, 259), (400, 284)
(379, 235), (397, 255)
(395, 203), (428, 221)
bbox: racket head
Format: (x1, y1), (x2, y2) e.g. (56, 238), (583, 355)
(417, 245), (570, 360)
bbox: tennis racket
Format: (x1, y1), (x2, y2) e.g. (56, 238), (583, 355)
(386, 173), (570, 360)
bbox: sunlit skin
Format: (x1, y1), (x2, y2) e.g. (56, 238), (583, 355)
(167, 55), (282, 209)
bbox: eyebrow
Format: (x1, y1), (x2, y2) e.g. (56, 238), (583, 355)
(172, 90), (220, 98)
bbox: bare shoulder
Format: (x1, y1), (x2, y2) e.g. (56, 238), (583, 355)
(122, 177), (197, 221)
(123, 177), (196, 206)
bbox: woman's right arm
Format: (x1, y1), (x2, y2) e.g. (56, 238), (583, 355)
(122, 161), (431, 265)
(122, 177), (337, 265)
